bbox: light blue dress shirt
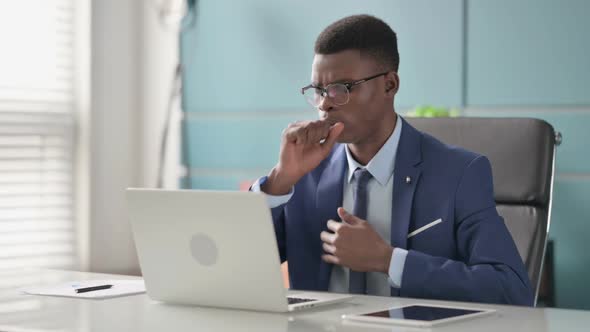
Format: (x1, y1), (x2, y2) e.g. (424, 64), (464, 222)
(252, 116), (408, 294)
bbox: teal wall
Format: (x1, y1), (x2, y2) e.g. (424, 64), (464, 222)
(467, 0), (590, 106)
(180, 0), (590, 309)
(464, 0), (590, 310)
(180, 0), (464, 187)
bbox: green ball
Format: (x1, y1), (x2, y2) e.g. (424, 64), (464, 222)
(414, 106), (427, 117)
(424, 107), (436, 117)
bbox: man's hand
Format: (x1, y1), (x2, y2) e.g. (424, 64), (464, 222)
(262, 120), (344, 195)
(321, 207), (394, 273)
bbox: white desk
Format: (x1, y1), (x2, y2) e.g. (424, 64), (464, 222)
(0, 269), (588, 331)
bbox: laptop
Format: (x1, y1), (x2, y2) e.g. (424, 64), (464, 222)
(126, 188), (352, 312)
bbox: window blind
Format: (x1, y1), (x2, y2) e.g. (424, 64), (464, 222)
(0, 0), (78, 270)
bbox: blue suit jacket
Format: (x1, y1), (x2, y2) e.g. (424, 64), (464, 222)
(270, 117), (534, 306)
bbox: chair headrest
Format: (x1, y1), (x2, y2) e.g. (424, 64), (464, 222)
(406, 117), (555, 206)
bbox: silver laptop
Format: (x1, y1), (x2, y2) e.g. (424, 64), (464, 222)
(126, 188), (352, 312)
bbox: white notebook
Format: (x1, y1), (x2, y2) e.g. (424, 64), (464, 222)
(21, 279), (146, 299)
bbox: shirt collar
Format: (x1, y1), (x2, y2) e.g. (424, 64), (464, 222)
(345, 114), (403, 186)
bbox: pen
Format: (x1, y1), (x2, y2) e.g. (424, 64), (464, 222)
(75, 284), (113, 293)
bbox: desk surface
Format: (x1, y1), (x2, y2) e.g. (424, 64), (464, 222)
(0, 269), (588, 332)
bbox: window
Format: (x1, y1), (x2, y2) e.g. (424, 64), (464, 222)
(0, 0), (80, 270)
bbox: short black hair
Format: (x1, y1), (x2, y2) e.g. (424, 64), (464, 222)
(314, 14), (399, 71)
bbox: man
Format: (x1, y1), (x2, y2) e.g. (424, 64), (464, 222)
(251, 14), (533, 306)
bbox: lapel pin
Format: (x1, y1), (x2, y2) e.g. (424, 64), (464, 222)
(405, 176), (412, 184)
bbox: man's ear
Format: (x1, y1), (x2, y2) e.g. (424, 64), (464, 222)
(385, 71), (400, 96)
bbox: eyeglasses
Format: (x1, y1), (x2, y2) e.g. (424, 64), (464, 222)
(301, 71), (389, 108)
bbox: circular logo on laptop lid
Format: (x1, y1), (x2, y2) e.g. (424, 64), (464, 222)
(189, 233), (218, 266)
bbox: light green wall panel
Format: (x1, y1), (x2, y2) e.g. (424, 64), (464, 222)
(183, 113), (313, 169)
(467, 0), (590, 106)
(181, 175), (251, 190)
(181, 0), (464, 112)
(549, 178), (590, 310)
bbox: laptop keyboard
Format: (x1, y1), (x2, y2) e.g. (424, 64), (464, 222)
(287, 297), (316, 305)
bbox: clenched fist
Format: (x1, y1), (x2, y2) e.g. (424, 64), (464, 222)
(262, 120), (344, 195)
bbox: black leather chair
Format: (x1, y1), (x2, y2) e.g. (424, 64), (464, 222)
(406, 117), (559, 306)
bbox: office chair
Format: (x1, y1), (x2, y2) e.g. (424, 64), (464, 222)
(406, 117), (559, 306)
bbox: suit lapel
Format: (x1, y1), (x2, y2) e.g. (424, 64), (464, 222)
(390, 118), (423, 251)
(315, 146), (347, 290)
(389, 118), (422, 297)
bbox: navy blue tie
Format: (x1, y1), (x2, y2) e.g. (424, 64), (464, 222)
(349, 168), (372, 294)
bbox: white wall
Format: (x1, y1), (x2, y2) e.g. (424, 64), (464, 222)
(139, 1), (182, 189)
(89, 0), (180, 275)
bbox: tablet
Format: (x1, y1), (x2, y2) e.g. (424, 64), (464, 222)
(342, 303), (495, 327)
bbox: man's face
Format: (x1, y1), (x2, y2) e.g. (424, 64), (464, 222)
(311, 49), (397, 144)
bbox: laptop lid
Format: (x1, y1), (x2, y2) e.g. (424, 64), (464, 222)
(126, 189), (290, 312)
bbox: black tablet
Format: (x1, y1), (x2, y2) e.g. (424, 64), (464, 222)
(342, 304), (495, 327)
